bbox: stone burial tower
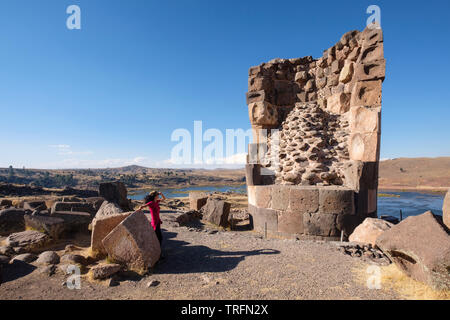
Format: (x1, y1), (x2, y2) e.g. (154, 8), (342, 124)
(245, 25), (385, 240)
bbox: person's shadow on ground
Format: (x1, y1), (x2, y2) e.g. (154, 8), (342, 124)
(0, 260), (37, 285)
(153, 230), (280, 275)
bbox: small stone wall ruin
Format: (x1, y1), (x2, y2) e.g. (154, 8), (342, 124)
(245, 25), (385, 240)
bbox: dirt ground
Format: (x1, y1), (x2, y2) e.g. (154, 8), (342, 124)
(0, 209), (401, 300)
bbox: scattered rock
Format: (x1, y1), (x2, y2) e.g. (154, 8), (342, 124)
(39, 264), (56, 276)
(376, 211), (450, 290)
(147, 280), (160, 287)
(102, 211), (161, 273)
(176, 210), (202, 226)
(60, 254), (87, 266)
(36, 251), (60, 265)
(349, 218), (393, 247)
(0, 246), (14, 256)
(11, 253), (37, 263)
(90, 263), (121, 280)
(6, 230), (51, 253)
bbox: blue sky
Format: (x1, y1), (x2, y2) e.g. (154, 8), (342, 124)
(0, 0), (449, 169)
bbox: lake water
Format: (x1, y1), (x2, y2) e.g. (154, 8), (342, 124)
(129, 185), (444, 219)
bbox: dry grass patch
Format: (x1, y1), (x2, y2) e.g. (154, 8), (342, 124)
(354, 263), (450, 300)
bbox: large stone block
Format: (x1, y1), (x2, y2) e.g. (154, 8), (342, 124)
(254, 186), (272, 208)
(342, 161), (378, 191)
(245, 164), (262, 186)
(376, 211), (450, 290)
(349, 132), (380, 162)
(327, 92), (350, 114)
(24, 214), (65, 239)
(51, 202), (96, 216)
(349, 106), (381, 133)
(91, 212), (133, 256)
(358, 43), (384, 64)
(271, 185), (289, 210)
(361, 27), (383, 47)
(246, 90), (269, 105)
(248, 76), (272, 92)
(303, 213), (339, 237)
(339, 61), (354, 84)
(0, 208), (26, 236)
(202, 198), (231, 228)
(102, 211), (161, 273)
(99, 182), (129, 210)
(278, 210), (303, 234)
(247, 185), (256, 206)
(444, 189), (450, 229)
(350, 80), (382, 107)
(318, 187), (355, 215)
(248, 204), (278, 232)
(248, 101), (278, 126)
(354, 59), (385, 81)
(289, 187), (319, 213)
(52, 211), (92, 233)
(189, 192), (208, 211)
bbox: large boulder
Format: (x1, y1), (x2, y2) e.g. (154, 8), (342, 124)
(6, 230), (51, 253)
(202, 198), (231, 228)
(349, 218), (393, 246)
(189, 192), (208, 210)
(0, 208), (27, 236)
(51, 201), (96, 216)
(443, 189), (450, 229)
(102, 211), (161, 273)
(24, 214), (65, 239)
(95, 201), (123, 218)
(376, 211), (450, 290)
(99, 182), (130, 210)
(90, 211), (132, 256)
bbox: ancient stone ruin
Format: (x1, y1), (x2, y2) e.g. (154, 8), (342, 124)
(245, 25), (385, 240)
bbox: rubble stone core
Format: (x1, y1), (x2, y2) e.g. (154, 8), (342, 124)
(245, 26), (385, 239)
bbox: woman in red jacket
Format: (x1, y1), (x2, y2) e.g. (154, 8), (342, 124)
(138, 190), (166, 246)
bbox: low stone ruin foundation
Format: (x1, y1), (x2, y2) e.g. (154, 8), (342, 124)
(245, 25), (385, 240)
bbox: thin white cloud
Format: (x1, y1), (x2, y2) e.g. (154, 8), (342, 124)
(49, 144), (93, 156)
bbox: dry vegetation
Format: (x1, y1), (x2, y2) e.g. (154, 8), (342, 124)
(379, 157), (450, 192)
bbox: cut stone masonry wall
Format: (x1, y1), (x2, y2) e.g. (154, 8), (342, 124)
(245, 25), (385, 239)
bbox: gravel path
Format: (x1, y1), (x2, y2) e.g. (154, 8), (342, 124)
(0, 211), (401, 300)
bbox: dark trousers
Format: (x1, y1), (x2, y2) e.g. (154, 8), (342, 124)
(155, 224), (163, 246)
